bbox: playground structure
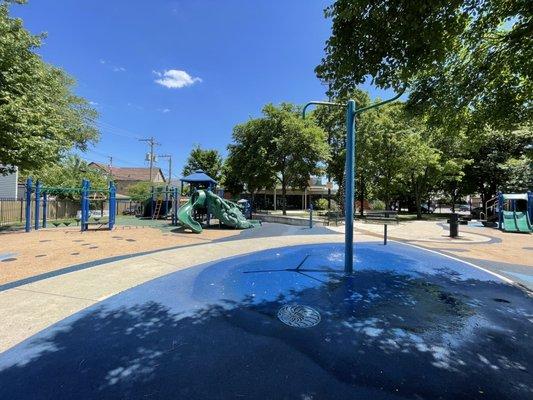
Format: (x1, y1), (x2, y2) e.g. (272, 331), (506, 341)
(145, 186), (179, 223)
(24, 178), (116, 232)
(177, 189), (260, 233)
(176, 169), (258, 233)
(497, 192), (533, 233)
(139, 169), (258, 233)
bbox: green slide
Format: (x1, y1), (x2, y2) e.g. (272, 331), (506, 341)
(502, 211), (519, 232)
(177, 190), (206, 233)
(177, 189), (259, 233)
(514, 211), (533, 233)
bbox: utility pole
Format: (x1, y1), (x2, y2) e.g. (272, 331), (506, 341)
(107, 156), (113, 182)
(139, 137), (160, 182)
(159, 154), (172, 185)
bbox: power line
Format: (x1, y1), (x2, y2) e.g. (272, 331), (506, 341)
(95, 120), (142, 140)
(85, 149), (145, 168)
(139, 137), (160, 182)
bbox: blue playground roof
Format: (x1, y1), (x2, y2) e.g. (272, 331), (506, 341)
(180, 169), (217, 184)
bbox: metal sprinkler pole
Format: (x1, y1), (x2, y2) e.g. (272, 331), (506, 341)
(303, 88), (404, 274)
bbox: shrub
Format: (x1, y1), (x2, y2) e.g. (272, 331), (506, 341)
(313, 198), (329, 210)
(370, 199), (385, 210)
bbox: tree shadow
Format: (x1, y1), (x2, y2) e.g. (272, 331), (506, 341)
(1, 263), (532, 400)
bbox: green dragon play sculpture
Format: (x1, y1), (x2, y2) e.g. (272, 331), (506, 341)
(177, 189), (260, 233)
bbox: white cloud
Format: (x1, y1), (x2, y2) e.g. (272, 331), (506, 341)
(161, 108), (171, 113)
(100, 59), (126, 72)
(154, 69), (202, 89)
(89, 101), (99, 106)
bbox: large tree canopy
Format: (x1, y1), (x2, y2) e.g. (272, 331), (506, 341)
(224, 118), (277, 198)
(0, 0), (98, 174)
(225, 103), (329, 215)
(24, 155), (107, 199)
(316, 0), (532, 129)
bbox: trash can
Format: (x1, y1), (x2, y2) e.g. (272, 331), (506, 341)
(449, 213), (459, 238)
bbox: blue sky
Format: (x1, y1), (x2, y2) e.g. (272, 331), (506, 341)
(12, 0), (394, 181)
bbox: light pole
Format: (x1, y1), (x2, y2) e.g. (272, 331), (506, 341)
(303, 89), (404, 274)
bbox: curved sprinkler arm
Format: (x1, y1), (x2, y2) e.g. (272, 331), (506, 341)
(302, 87), (405, 118)
(354, 87), (406, 115)
(302, 101), (344, 119)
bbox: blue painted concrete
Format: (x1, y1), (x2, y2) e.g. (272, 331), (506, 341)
(0, 242), (532, 399)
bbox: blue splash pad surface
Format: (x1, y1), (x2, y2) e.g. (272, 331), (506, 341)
(0, 242), (532, 399)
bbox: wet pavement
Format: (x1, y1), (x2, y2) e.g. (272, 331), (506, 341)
(0, 242), (531, 399)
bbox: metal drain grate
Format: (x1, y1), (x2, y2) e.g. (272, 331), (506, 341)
(277, 305), (321, 328)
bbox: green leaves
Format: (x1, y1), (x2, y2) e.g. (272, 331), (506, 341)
(317, 0), (532, 130)
(182, 145), (223, 182)
(225, 103), (330, 213)
(24, 155), (108, 199)
(0, 1), (98, 174)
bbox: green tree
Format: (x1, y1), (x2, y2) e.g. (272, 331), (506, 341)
(127, 181), (153, 202)
(316, 0), (532, 130)
(226, 103), (329, 215)
(366, 104), (409, 210)
(223, 118), (277, 203)
(313, 89), (372, 215)
(460, 128), (532, 205)
(398, 131), (442, 219)
(262, 103), (330, 215)
(182, 145), (223, 182)
(25, 155), (107, 199)
(499, 156), (532, 193)
(0, 1), (98, 174)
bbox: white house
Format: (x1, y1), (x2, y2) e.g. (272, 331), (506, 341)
(0, 166), (18, 199)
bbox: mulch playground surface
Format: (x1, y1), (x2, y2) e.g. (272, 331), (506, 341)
(0, 226), (240, 285)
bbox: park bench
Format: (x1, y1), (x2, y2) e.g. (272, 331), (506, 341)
(321, 211), (344, 226)
(363, 211), (399, 245)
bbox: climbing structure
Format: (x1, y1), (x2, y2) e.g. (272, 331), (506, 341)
(177, 190), (259, 233)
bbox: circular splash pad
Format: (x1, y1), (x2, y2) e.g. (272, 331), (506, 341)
(0, 242), (531, 399)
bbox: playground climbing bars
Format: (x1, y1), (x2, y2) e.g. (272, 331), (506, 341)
(25, 178), (116, 232)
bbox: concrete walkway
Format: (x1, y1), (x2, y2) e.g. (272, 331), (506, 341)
(332, 220), (533, 290)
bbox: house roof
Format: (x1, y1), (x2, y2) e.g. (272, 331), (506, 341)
(180, 169), (217, 184)
(89, 162), (165, 182)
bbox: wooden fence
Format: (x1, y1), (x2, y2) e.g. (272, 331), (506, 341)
(0, 198), (138, 226)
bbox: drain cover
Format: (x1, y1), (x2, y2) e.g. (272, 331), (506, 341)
(277, 305), (321, 328)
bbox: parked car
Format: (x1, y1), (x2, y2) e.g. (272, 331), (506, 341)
(457, 204), (470, 212)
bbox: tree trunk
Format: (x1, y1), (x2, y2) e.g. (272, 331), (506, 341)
(250, 191), (255, 216)
(327, 174), (331, 210)
(414, 176), (422, 220)
(337, 174), (346, 216)
(358, 176), (365, 217)
(416, 198), (422, 220)
(281, 178), (287, 216)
